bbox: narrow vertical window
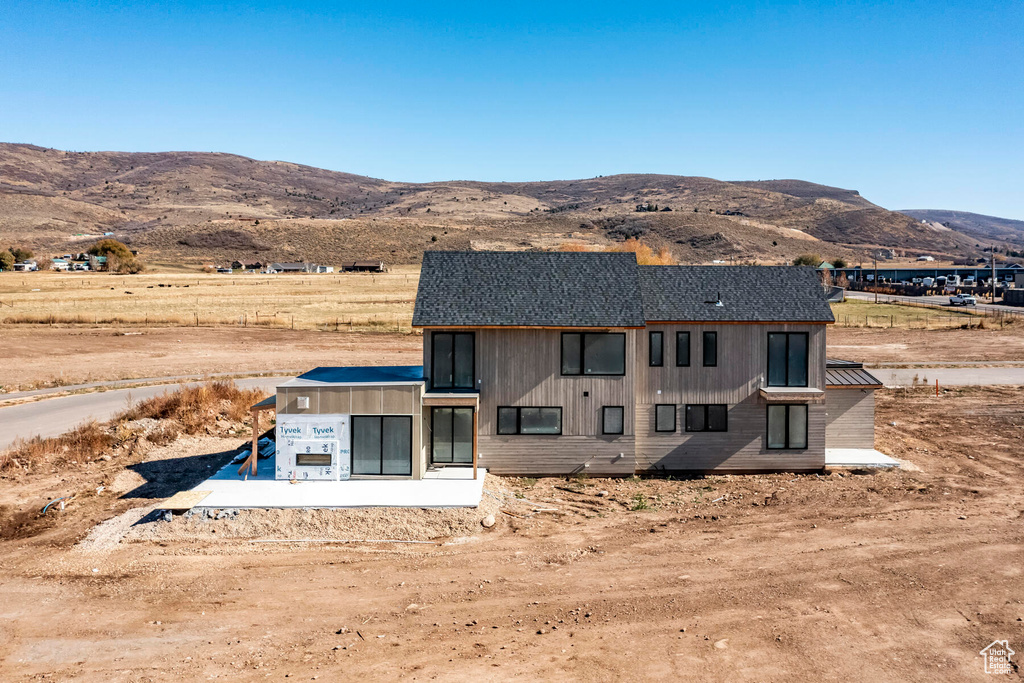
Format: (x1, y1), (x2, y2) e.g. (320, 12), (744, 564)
(676, 331), (690, 367)
(655, 404), (676, 432)
(703, 331), (717, 367)
(767, 332), (809, 387)
(649, 331), (663, 367)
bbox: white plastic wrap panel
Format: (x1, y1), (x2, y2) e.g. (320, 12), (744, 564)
(275, 415), (351, 481)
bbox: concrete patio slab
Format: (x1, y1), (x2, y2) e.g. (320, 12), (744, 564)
(189, 453), (486, 509)
(826, 448), (901, 468)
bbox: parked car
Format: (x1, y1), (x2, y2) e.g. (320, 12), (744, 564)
(963, 277), (976, 286)
(949, 293), (977, 306)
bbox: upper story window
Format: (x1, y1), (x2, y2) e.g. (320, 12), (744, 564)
(649, 331), (663, 367)
(432, 331), (475, 390)
(561, 332), (626, 376)
(702, 331), (717, 367)
(676, 331), (690, 367)
(767, 332), (808, 387)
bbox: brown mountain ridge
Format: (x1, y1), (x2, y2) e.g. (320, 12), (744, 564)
(0, 142), (978, 266)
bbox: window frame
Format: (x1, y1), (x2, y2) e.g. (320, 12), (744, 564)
(602, 405), (625, 435)
(675, 331), (690, 367)
(654, 403), (677, 433)
(430, 331), (475, 391)
(767, 332), (809, 388)
(684, 404), (729, 433)
(648, 331), (663, 367)
(766, 404), (809, 450)
(351, 415), (413, 476)
(702, 331), (718, 367)
(496, 406), (563, 435)
(561, 332), (627, 376)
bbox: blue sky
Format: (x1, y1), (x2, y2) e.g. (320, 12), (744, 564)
(1, 1), (1022, 218)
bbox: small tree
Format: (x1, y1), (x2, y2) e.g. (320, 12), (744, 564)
(792, 253), (822, 266)
(832, 257), (848, 268)
(88, 239), (143, 274)
(9, 246), (33, 262)
(0, 250), (13, 271)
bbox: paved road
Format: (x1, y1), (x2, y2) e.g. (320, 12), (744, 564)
(0, 377), (288, 452)
(869, 367), (1024, 388)
(845, 290), (1023, 316)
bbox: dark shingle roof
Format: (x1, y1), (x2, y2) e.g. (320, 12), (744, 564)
(639, 265), (834, 323)
(412, 251), (645, 327)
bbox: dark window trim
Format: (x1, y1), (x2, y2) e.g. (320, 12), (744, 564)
(560, 332), (627, 376)
(684, 404), (729, 432)
(430, 331), (476, 391)
(675, 331), (690, 367)
(496, 406), (563, 435)
(351, 415), (413, 476)
(703, 331), (717, 367)
(766, 404), (809, 450)
(648, 331), (663, 367)
(767, 331), (810, 388)
(602, 405), (625, 435)
(430, 406), (475, 466)
(655, 403), (676, 433)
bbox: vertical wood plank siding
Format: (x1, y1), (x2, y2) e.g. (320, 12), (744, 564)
(825, 388), (876, 449)
(633, 323), (828, 472)
(424, 328), (637, 475)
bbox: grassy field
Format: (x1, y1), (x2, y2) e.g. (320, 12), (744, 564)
(829, 298), (984, 329)
(0, 267), (421, 332)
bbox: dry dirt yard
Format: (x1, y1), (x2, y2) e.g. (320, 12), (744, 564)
(1, 387), (1022, 681)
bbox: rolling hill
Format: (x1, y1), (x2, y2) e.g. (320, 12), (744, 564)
(899, 209), (1024, 246)
(0, 142), (982, 266)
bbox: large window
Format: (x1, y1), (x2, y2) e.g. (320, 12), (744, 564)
(649, 331), (663, 367)
(602, 406), (624, 435)
(767, 332), (809, 387)
(431, 332), (474, 390)
(703, 331), (717, 367)
(561, 333), (626, 376)
(676, 331), (690, 367)
(352, 415), (412, 475)
(431, 407), (474, 464)
(655, 404), (676, 432)
(685, 404), (728, 432)
(767, 405), (808, 449)
(497, 407), (562, 435)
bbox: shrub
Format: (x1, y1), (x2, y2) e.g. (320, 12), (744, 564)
(630, 493), (649, 511)
(8, 246), (33, 262)
(0, 421), (115, 473)
(0, 250), (13, 271)
(119, 381), (268, 434)
(832, 257), (848, 268)
(793, 253), (822, 266)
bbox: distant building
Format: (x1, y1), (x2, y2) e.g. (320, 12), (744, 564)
(12, 260), (38, 272)
(916, 255), (935, 262)
(51, 259), (70, 271)
(270, 262), (317, 273)
(341, 260), (387, 273)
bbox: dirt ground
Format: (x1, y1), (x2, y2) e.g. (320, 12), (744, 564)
(827, 325), (1024, 364)
(0, 327), (421, 391)
(1, 387), (1022, 681)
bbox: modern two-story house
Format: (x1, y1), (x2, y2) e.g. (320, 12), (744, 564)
(269, 250), (881, 481)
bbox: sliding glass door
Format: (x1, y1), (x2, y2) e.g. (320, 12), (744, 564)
(431, 407), (474, 465)
(352, 415), (412, 476)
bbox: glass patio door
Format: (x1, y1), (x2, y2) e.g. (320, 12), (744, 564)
(431, 407), (474, 465)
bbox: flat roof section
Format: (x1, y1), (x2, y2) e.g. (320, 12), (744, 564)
(279, 366), (426, 387)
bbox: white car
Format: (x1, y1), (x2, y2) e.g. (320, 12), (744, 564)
(949, 293), (977, 306)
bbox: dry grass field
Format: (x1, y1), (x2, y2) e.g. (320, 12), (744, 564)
(0, 268), (420, 331)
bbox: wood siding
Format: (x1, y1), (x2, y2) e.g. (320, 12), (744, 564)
(423, 327), (636, 474)
(825, 388), (876, 449)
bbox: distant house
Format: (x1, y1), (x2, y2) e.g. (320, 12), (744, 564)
(818, 261), (834, 269)
(270, 262), (317, 273)
(342, 260), (387, 273)
(51, 259), (70, 271)
(231, 260), (245, 270)
(916, 255), (935, 262)
(12, 260), (38, 272)
(873, 248), (896, 260)
(88, 255), (108, 271)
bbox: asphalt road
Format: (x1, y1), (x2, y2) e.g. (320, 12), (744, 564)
(0, 377), (287, 452)
(844, 289), (1023, 316)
